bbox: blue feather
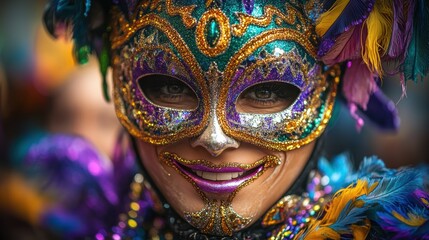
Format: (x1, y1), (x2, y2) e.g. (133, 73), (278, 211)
(404, 0), (429, 82)
(377, 205), (429, 239)
(359, 170), (423, 208)
(330, 200), (368, 232)
(322, 0), (337, 11)
(414, 220), (429, 236)
(321, 0), (375, 40)
(352, 156), (396, 180)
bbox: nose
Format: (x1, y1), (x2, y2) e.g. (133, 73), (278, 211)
(190, 113), (240, 157)
(192, 62), (240, 156)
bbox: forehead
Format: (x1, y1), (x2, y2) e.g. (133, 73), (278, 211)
(110, 0), (320, 72)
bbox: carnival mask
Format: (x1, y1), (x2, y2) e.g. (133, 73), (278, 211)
(112, 0), (338, 152)
(110, 0), (338, 236)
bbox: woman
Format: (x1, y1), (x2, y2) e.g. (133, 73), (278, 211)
(39, 0), (428, 239)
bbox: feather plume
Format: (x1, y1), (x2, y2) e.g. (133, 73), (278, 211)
(299, 156), (429, 239)
(377, 205), (429, 239)
(318, 154), (354, 192)
(352, 156), (395, 179)
(414, 189), (429, 208)
(321, 25), (363, 64)
(316, 0), (351, 36)
(404, 0), (429, 82)
(318, 0), (374, 41)
(361, 87), (400, 130)
(387, 0), (414, 59)
(297, 180), (374, 239)
(351, 221), (371, 240)
(359, 170), (422, 208)
(362, 0), (394, 76)
(343, 59), (376, 110)
(43, 0), (93, 64)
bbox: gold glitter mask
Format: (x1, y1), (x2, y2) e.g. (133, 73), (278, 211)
(111, 0), (339, 151)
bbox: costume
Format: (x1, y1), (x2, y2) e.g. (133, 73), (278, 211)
(34, 0), (429, 239)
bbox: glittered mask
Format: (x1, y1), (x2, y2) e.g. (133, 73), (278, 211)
(111, 0), (339, 151)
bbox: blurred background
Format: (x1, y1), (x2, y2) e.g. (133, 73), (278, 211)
(1, 0), (122, 167)
(0, 0), (428, 238)
(0, 1), (126, 239)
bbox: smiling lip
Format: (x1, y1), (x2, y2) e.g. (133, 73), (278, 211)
(175, 162), (263, 193)
(161, 152), (281, 194)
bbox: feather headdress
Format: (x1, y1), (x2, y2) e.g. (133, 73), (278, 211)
(316, 0), (429, 130)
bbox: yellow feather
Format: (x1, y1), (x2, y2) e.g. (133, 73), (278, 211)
(322, 180), (371, 223)
(316, 0), (351, 36)
(295, 180), (377, 239)
(351, 219), (371, 240)
(362, 0), (394, 76)
(392, 211), (426, 227)
(303, 226), (341, 240)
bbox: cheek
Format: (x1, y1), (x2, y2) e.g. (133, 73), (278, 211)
(230, 142), (314, 221)
(135, 141), (205, 213)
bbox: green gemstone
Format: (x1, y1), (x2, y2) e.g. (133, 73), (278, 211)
(77, 46), (90, 64)
(206, 18), (220, 47)
(278, 134), (287, 142)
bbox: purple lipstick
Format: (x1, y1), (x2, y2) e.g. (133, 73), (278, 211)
(161, 152), (281, 194)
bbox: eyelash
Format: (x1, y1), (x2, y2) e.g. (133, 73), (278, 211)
(246, 97), (278, 105)
(238, 82), (301, 109)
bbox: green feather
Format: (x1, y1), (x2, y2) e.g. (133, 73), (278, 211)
(404, 0), (429, 82)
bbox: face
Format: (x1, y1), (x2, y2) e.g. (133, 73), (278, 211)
(110, 0), (336, 236)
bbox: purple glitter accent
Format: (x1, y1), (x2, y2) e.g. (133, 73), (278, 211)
(317, 38), (335, 57)
(226, 63), (306, 128)
(243, 0), (255, 15)
(125, 47), (205, 136)
(292, 83), (311, 113)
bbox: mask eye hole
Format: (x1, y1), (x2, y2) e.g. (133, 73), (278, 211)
(138, 74), (198, 110)
(236, 82), (301, 114)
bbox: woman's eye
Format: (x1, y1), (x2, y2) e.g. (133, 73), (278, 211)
(236, 82), (300, 114)
(165, 84), (184, 94)
(138, 74), (198, 110)
(254, 89), (272, 99)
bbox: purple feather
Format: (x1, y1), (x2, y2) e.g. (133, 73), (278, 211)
(414, 189), (429, 208)
(321, 24), (364, 64)
(360, 88), (400, 131)
(320, 0), (375, 55)
(387, 0), (415, 60)
(342, 59), (376, 110)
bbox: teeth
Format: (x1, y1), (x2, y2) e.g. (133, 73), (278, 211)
(192, 171), (244, 181)
(203, 172), (217, 181)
